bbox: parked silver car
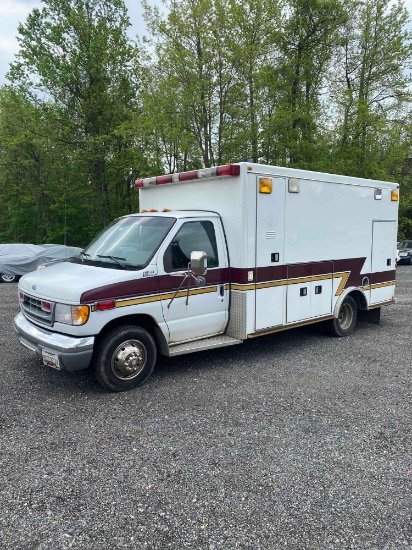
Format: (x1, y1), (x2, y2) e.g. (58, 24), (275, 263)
(0, 244), (82, 283)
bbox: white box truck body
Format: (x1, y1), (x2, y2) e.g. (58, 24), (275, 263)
(14, 162), (399, 390)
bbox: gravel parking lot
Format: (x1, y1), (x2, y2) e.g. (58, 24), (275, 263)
(0, 269), (411, 550)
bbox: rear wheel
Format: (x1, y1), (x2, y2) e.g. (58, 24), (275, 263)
(0, 273), (19, 283)
(325, 295), (357, 337)
(93, 325), (157, 391)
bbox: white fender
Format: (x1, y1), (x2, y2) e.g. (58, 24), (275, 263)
(333, 286), (369, 318)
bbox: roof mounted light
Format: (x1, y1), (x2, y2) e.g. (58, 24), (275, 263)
(134, 164), (241, 189)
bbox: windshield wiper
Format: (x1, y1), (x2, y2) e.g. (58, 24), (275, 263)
(97, 254), (127, 267)
(80, 251), (91, 261)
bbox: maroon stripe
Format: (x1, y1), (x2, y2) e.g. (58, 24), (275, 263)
(80, 268), (229, 302)
(157, 268), (229, 293)
(332, 258), (367, 287)
(231, 266), (288, 284)
(80, 258), (395, 303)
(287, 261), (334, 279)
(371, 270), (396, 285)
(81, 277), (160, 302)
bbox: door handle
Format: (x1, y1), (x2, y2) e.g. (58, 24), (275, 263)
(220, 285), (225, 297)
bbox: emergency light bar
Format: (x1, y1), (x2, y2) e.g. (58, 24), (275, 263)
(135, 164), (240, 188)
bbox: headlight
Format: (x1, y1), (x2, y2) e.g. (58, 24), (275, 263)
(55, 303), (90, 326)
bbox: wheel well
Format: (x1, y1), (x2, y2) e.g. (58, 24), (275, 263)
(96, 314), (167, 352)
(348, 290), (368, 311)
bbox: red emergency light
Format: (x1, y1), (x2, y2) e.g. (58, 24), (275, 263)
(134, 164), (240, 189)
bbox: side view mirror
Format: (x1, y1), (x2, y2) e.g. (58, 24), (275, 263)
(167, 251), (208, 309)
(190, 250), (208, 277)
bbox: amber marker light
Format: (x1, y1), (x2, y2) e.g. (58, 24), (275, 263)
(72, 305), (90, 326)
(391, 190), (399, 201)
(259, 178), (273, 194)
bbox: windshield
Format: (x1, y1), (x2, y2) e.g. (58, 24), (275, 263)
(81, 216), (176, 269)
(398, 240), (412, 249)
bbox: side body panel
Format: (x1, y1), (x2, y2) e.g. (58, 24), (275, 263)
(254, 175), (286, 330)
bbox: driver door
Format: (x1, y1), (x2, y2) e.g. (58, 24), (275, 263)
(157, 217), (229, 343)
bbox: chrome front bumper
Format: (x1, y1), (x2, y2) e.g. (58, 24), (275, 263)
(13, 312), (95, 371)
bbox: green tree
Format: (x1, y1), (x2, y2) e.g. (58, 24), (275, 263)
(265, 0), (347, 168)
(8, 0), (141, 235)
(329, 0), (412, 179)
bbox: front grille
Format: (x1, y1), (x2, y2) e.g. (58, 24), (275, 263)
(20, 293), (54, 327)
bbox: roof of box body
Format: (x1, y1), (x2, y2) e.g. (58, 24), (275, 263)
(136, 162), (399, 190)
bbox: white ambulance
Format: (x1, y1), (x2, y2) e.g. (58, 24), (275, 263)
(14, 162), (399, 391)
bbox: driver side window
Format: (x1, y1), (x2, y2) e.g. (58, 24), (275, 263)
(163, 221), (219, 272)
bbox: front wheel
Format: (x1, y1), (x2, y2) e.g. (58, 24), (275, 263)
(93, 325), (157, 391)
(0, 273), (19, 283)
(325, 295), (357, 337)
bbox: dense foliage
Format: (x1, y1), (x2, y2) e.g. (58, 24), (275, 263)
(0, 0), (411, 246)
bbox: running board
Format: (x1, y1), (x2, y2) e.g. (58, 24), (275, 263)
(168, 335), (243, 357)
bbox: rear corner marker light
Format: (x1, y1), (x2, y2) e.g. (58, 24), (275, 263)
(156, 175), (173, 185)
(259, 177), (273, 194)
(135, 179), (144, 188)
(375, 188), (382, 200)
(179, 170), (198, 182)
(96, 299), (116, 311)
(216, 164), (240, 176)
(391, 189), (399, 201)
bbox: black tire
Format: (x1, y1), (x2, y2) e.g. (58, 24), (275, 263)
(93, 325), (157, 391)
(325, 295), (357, 337)
(0, 273), (19, 283)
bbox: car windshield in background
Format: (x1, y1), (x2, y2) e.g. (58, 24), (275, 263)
(398, 241), (412, 249)
(80, 216), (176, 269)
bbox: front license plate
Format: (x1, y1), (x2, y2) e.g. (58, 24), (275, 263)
(42, 350), (61, 370)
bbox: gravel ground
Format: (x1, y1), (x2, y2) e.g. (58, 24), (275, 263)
(0, 269), (411, 550)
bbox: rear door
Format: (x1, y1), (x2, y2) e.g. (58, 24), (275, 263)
(370, 220), (397, 305)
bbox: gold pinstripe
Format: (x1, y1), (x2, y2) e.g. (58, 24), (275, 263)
(247, 315), (335, 338)
(369, 299), (395, 309)
(363, 281), (395, 291)
(230, 271), (350, 296)
(90, 276), (395, 310)
(115, 286), (218, 308)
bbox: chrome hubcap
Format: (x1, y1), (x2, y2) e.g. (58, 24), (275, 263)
(111, 339), (147, 380)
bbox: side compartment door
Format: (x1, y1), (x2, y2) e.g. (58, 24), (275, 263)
(157, 218), (229, 343)
(255, 176), (286, 331)
(371, 220), (397, 305)
(286, 261), (334, 324)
